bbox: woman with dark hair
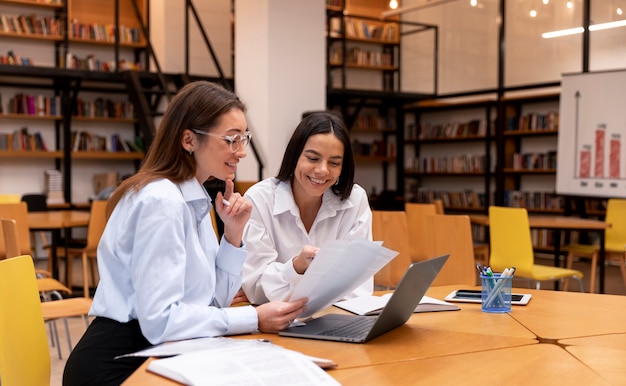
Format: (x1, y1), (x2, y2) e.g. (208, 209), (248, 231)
(63, 81), (307, 386)
(240, 111), (373, 305)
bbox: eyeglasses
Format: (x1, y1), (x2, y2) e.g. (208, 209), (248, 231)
(191, 129), (252, 153)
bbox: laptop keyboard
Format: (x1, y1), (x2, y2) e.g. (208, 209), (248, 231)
(319, 317), (377, 338)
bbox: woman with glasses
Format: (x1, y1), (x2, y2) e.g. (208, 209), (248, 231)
(63, 81), (307, 386)
(238, 111), (373, 305)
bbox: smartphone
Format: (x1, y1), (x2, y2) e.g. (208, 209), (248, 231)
(445, 289), (532, 305)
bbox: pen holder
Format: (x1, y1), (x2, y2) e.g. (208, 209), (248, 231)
(480, 274), (512, 313)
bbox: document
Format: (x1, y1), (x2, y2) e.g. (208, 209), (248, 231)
(333, 294), (460, 316)
(289, 239), (399, 319)
(121, 337), (339, 385)
(145, 339), (340, 386)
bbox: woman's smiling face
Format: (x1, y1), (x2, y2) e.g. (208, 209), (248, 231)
(292, 132), (344, 199)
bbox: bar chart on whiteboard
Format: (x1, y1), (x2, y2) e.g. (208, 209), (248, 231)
(557, 70), (626, 199)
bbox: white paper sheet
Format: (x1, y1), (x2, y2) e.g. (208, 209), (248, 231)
(146, 340), (340, 386)
(289, 239), (399, 318)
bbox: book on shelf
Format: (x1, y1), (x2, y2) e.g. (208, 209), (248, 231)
(44, 169), (65, 205)
(333, 293), (459, 315)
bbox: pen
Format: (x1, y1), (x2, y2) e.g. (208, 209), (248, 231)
(483, 268), (515, 308)
(222, 198), (231, 207)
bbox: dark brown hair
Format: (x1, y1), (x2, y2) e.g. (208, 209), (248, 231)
(107, 81), (246, 216)
(276, 111), (354, 200)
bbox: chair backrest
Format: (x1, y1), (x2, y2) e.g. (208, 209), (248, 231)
(0, 202), (31, 258)
(424, 214), (476, 286)
(1, 218), (20, 259)
(85, 200), (109, 251)
(371, 210), (412, 288)
(433, 199), (445, 214)
(0, 194), (20, 204)
(404, 202), (437, 262)
(21, 194), (48, 212)
(605, 198), (626, 251)
(0, 255), (51, 386)
(234, 180), (257, 195)
(488, 206), (535, 277)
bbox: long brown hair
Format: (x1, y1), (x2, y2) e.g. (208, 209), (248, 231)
(107, 81), (246, 216)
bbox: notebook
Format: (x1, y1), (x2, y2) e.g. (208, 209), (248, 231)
(278, 254), (449, 343)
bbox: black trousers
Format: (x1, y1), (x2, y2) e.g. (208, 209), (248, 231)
(63, 317), (152, 386)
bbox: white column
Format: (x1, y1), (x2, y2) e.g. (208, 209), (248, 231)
(235, 0), (326, 181)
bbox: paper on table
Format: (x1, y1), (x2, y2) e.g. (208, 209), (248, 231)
(333, 294), (459, 316)
(289, 239), (399, 319)
(146, 340), (340, 386)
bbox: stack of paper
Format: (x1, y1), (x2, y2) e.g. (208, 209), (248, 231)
(333, 294), (459, 316)
(120, 337), (339, 386)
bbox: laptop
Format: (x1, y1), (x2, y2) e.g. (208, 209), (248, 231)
(278, 254), (449, 343)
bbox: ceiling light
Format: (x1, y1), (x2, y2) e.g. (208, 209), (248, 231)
(470, 0), (477, 6)
(389, 0), (399, 10)
(542, 19), (626, 38)
(541, 26), (584, 38)
(618, 7), (623, 16)
(567, 1), (573, 9)
(382, 0), (459, 18)
(530, 9), (537, 18)
(542, 0), (549, 4)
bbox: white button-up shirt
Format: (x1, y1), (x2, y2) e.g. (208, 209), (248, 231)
(90, 178), (257, 344)
(242, 178), (374, 304)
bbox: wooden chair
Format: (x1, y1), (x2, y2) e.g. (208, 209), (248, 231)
(0, 255), (51, 386)
(422, 214), (477, 286)
(562, 198), (626, 293)
(404, 203), (437, 262)
(0, 203), (70, 291)
(489, 206), (584, 291)
(234, 180), (258, 195)
(65, 200), (108, 292)
(21, 193), (49, 260)
(371, 210), (412, 289)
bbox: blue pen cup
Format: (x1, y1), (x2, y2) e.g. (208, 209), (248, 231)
(480, 274), (512, 313)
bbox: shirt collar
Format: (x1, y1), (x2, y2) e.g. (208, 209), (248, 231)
(273, 179), (354, 220)
(178, 178), (212, 221)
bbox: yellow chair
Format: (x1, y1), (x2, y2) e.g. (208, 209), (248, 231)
(404, 202), (437, 262)
(488, 206), (584, 291)
(562, 198), (626, 293)
(0, 194), (20, 203)
(0, 255), (51, 386)
(423, 214), (477, 287)
(371, 210), (412, 289)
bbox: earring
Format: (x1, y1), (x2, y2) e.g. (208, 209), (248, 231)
(335, 178), (339, 186)
(188, 149), (193, 155)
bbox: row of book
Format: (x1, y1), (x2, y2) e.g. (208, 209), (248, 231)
(5, 93), (62, 116)
(0, 127), (48, 151)
(69, 19), (142, 44)
(510, 150), (557, 170)
(351, 139), (395, 158)
(408, 119), (489, 140)
(506, 111), (559, 132)
(0, 13), (63, 37)
(406, 189), (487, 209)
(502, 190), (565, 211)
(343, 46), (394, 68)
(63, 53), (142, 72)
(70, 131), (143, 153)
(350, 113), (394, 131)
(0, 50), (33, 66)
(75, 98), (135, 120)
(408, 154), (487, 173)
(344, 17), (397, 42)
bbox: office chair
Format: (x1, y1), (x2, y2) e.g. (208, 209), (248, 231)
(562, 198), (626, 293)
(0, 255), (51, 386)
(488, 206), (584, 291)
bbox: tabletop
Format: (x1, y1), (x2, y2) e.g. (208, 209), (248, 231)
(121, 285), (626, 385)
(27, 210), (90, 230)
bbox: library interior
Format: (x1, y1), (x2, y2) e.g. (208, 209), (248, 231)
(1, 1), (626, 385)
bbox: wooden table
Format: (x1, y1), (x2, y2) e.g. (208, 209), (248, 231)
(122, 285), (626, 385)
(469, 214), (610, 293)
(27, 210), (90, 283)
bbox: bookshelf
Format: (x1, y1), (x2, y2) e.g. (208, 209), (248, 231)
(498, 93), (562, 214)
(0, 0), (148, 203)
(403, 98), (496, 213)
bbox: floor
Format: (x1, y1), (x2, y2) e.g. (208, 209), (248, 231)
(42, 256), (625, 386)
